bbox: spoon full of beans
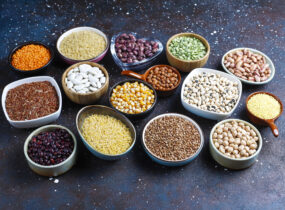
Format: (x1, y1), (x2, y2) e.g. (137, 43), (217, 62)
(121, 65), (181, 96)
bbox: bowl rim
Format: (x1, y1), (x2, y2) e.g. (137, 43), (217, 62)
(110, 32), (164, 68)
(56, 26), (109, 62)
(8, 41), (54, 73)
(23, 124), (77, 169)
(180, 68), (243, 117)
(75, 105), (137, 157)
(1, 76), (62, 124)
(166, 32), (210, 63)
(108, 79), (158, 117)
(221, 47), (275, 85)
(62, 61), (109, 96)
(142, 113), (204, 163)
(209, 118), (263, 161)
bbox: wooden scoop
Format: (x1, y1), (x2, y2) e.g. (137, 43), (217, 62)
(246, 91), (283, 137)
(121, 64), (181, 96)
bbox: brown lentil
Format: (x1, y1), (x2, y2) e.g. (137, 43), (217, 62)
(5, 81), (59, 121)
(146, 66), (179, 91)
(144, 116), (201, 161)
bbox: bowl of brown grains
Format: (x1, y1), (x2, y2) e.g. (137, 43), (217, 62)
(2, 76), (62, 128)
(142, 113), (204, 166)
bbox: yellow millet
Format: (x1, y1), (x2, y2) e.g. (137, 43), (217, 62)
(247, 93), (281, 119)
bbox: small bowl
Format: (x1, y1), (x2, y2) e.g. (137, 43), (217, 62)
(76, 105), (136, 160)
(56, 26), (109, 64)
(221, 47), (275, 85)
(246, 91), (283, 137)
(209, 119), (262, 170)
(181, 68), (242, 120)
(110, 32), (163, 71)
(62, 61), (109, 104)
(108, 79), (157, 118)
(142, 113), (204, 166)
(8, 41), (54, 75)
(2, 76), (62, 128)
(166, 33), (210, 72)
(24, 124), (77, 176)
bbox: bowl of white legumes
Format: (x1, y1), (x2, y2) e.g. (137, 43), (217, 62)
(181, 68), (242, 120)
(221, 48), (275, 85)
(209, 119), (262, 170)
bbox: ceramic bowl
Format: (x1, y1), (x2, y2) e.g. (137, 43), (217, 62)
(181, 68), (242, 120)
(209, 119), (262, 170)
(76, 105), (136, 160)
(62, 61), (109, 104)
(2, 76), (62, 128)
(221, 47), (275, 85)
(166, 33), (210, 72)
(24, 124), (77, 176)
(108, 79), (157, 118)
(8, 41), (54, 75)
(110, 32), (163, 71)
(142, 113), (204, 166)
(56, 26), (109, 64)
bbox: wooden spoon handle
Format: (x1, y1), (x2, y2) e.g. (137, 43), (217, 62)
(267, 120), (279, 137)
(121, 70), (145, 80)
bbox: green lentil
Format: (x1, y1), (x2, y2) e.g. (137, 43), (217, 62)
(169, 36), (207, 61)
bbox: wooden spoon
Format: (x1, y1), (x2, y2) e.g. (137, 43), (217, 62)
(246, 91), (283, 137)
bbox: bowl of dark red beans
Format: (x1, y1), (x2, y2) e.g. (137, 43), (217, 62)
(24, 124), (77, 177)
(110, 32), (163, 71)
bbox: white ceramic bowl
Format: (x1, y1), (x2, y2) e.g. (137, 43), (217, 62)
(2, 76), (62, 128)
(209, 119), (262, 170)
(221, 47), (275, 85)
(142, 113), (204, 166)
(56, 26), (109, 64)
(181, 68), (242, 120)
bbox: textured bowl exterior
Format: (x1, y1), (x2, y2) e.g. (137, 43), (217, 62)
(166, 33), (210, 72)
(142, 113), (204, 166)
(180, 68), (242, 120)
(209, 119), (262, 170)
(62, 62), (109, 104)
(2, 76), (62, 128)
(24, 125), (77, 176)
(76, 105), (136, 160)
(221, 47), (275, 85)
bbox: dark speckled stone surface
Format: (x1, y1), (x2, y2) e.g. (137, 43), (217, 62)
(0, 0), (285, 209)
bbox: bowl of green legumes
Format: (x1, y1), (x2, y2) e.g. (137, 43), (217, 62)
(166, 33), (210, 72)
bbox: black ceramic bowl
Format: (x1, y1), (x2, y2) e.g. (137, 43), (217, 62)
(8, 41), (54, 75)
(109, 79), (157, 118)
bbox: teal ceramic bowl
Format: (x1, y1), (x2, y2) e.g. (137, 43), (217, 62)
(76, 105), (136, 160)
(142, 113), (204, 166)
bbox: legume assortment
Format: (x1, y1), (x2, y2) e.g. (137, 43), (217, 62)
(183, 72), (239, 113)
(212, 120), (259, 159)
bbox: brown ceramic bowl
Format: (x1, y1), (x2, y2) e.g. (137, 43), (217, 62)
(121, 64), (181, 96)
(166, 33), (210, 72)
(246, 91), (283, 137)
(62, 61), (109, 104)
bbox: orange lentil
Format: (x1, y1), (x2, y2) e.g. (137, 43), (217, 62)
(11, 44), (51, 71)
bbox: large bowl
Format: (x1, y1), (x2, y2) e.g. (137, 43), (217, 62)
(62, 61), (109, 104)
(181, 68), (242, 121)
(221, 47), (275, 85)
(110, 32), (163, 71)
(2, 76), (62, 128)
(166, 33), (210, 72)
(209, 119), (262, 170)
(24, 124), (77, 176)
(142, 113), (204, 166)
(76, 105), (136, 160)
(56, 26), (109, 64)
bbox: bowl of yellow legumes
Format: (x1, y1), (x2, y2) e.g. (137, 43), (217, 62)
(76, 105), (136, 160)
(57, 26), (109, 64)
(109, 79), (157, 118)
